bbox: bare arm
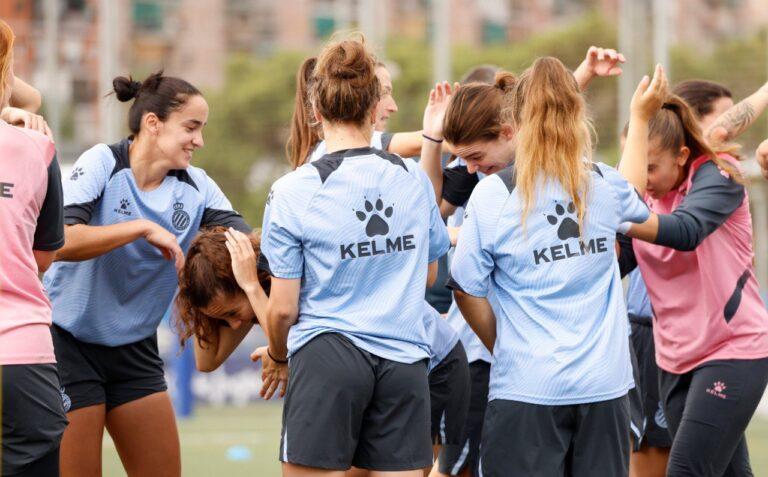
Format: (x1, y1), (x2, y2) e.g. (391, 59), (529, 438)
(706, 82), (768, 144)
(33, 250), (57, 273)
(427, 260), (439, 288)
(57, 220), (184, 270)
(618, 64), (668, 193)
(194, 322), (255, 372)
(573, 46), (625, 92)
(420, 82), (459, 201)
(454, 290), (496, 353)
(10, 77), (42, 112)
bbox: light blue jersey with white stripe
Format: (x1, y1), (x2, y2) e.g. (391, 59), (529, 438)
(450, 162), (649, 405)
(425, 302), (459, 371)
(444, 158), (492, 364)
(626, 269), (653, 319)
(44, 139), (248, 346)
(261, 146), (450, 363)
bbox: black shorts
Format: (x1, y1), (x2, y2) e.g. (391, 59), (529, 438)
(280, 333), (432, 471)
(51, 324), (167, 412)
(2, 363), (68, 476)
(630, 317), (671, 450)
(480, 396), (630, 477)
(659, 357), (768, 477)
(429, 342), (471, 474)
(448, 360), (490, 476)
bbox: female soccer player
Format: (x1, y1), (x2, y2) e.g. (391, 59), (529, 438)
(444, 59), (664, 477)
(0, 19), (67, 477)
(260, 35), (450, 476)
(43, 72), (250, 476)
(625, 79), (736, 477)
(620, 77), (768, 476)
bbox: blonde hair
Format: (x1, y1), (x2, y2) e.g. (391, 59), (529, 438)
(512, 57), (593, 234)
(0, 20), (15, 106)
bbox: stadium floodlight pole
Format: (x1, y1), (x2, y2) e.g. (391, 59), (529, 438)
(652, 0), (669, 76)
(43, 0), (60, 137)
(98, 0), (120, 142)
(431, 0), (451, 85)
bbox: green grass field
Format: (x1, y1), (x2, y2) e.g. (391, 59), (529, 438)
(102, 403), (768, 476)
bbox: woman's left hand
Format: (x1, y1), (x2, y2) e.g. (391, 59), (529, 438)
(0, 107), (54, 140)
(582, 46), (625, 78)
(251, 346), (289, 399)
(224, 228), (262, 294)
(422, 81), (460, 141)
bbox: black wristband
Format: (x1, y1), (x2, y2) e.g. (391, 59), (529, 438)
(267, 348), (288, 364)
(422, 133), (444, 144)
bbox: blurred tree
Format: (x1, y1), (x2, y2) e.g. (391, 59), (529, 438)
(192, 13), (767, 226)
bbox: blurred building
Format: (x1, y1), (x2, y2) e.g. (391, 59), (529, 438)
(4, 0), (768, 157)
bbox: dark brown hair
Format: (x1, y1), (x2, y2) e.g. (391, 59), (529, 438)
(673, 80), (732, 119)
(175, 227), (271, 347)
(113, 71), (201, 135)
(649, 95), (742, 183)
(310, 36), (380, 126)
(286, 57), (320, 169)
(442, 71), (516, 146)
(460, 64), (500, 85)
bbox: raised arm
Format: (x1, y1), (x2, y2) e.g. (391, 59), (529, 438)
(573, 46), (625, 91)
(10, 76), (41, 112)
(618, 64), (668, 193)
(706, 81), (768, 145)
(420, 81), (459, 202)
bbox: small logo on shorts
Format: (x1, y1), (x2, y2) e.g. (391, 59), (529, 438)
(706, 380), (728, 399)
(114, 198), (132, 216)
(171, 202), (191, 231)
(60, 388), (71, 412)
(654, 403), (668, 429)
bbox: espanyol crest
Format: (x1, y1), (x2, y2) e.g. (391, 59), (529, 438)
(172, 202), (191, 231)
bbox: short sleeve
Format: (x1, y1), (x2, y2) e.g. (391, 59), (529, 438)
(446, 185), (496, 297)
(416, 167), (450, 262)
(260, 182), (304, 279)
(33, 154), (65, 251)
(200, 173), (251, 232)
(442, 164), (479, 207)
(63, 145), (113, 225)
(596, 162), (650, 226)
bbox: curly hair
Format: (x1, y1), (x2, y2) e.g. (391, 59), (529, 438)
(175, 227), (271, 347)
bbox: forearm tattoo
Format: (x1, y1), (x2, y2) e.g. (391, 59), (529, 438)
(711, 102), (756, 140)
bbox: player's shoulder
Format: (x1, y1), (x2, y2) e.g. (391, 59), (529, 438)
(0, 123), (56, 165)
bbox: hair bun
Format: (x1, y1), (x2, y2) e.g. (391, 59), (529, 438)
(494, 72), (517, 92)
(112, 76), (142, 102)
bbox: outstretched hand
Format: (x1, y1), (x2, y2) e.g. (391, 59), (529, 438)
(583, 46), (625, 77)
(630, 64), (668, 122)
(422, 81), (460, 141)
(756, 139), (768, 180)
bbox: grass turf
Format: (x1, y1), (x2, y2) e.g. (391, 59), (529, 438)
(103, 402), (768, 476)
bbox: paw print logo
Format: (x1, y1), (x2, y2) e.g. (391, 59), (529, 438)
(546, 201), (580, 241)
(713, 381), (727, 393)
(355, 197), (393, 237)
(120, 199), (130, 210)
(70, 167), (84, 181)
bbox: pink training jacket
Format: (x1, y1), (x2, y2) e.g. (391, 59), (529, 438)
(634, 154), (768, 374)
(0, 122), (61, 365)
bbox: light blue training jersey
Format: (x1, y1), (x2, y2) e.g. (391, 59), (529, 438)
(425, 301), (460, 371)
(449, 162), (650, 405)
(443, 158), (493, 364)
(626, 269), (653, 319)
(261, 146), (450, 363)
(44, 139), (249, 346)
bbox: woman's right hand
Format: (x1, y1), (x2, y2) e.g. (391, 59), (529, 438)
(142, 221), (184, 271)
(0, 107), (54, 140)
(224, 228), (262, 294)
(252, 346), (289, 400)
(630, 64), (668, 122)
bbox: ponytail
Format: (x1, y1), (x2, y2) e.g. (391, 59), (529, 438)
(286, 57), (320, 169)
(513, 57), (593, 234)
